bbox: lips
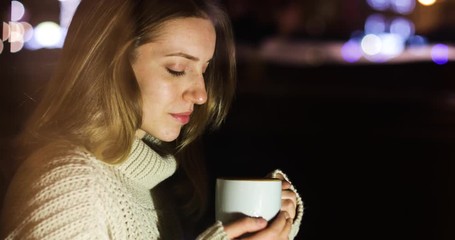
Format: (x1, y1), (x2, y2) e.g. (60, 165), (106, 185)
(170, 112), (192, 125)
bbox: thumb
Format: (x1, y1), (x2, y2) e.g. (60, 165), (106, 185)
(223, 217), (267, 239)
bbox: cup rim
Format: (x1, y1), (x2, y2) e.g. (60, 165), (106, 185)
(216, 177), (281, 182)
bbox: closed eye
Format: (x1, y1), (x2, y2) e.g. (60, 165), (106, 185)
(166, 68), (185, 77)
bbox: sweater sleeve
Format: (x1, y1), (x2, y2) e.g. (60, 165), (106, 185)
(196, 221), (229, 240)
(269, 169), (304, 240)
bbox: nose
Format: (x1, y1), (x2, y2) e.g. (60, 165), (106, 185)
(183, 76), (207, 105)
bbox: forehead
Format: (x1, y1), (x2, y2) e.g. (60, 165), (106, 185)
(145, 17), (216, 61)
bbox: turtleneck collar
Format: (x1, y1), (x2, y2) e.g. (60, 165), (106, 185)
(116, 135), (177, 190)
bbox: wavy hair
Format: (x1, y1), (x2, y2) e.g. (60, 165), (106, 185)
(15, 0), (236, 226)
(18, 0), (236, 164)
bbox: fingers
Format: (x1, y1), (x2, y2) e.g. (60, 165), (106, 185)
(281, 179), (292, 190)
(281, 188), (297, 220)
(269, 211), (293, 234)
(223, 216), (267, 239)
(276, 177), (297, 221)
(271, 174), (297, 220)
(222, 211), (293, 240)
(242, 211), (292, 240)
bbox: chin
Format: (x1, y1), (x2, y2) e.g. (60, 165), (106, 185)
(140, 125), (181, 142)
(155, 131), (181, 142)
(157, 137), (177, 142)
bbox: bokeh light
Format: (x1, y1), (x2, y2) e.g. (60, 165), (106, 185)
(9, 22), (24, 43)
(418, 0), (437, 6)
(341, 39), (363, 63)
(33, 21), (62, 48)
(3, 22), (10, 41)
(367, 0), (391, 11)
(389, 17), (414, 40)
(431, 43), (448, 65)
(391, 0), (416, 14)
(364, 14), (387, 35)
(11, 1), (25, 22)
(361, 34), (382, 56)
(3, 0), (82, 53)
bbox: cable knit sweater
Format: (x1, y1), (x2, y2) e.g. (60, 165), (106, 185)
(1, 136), (303, 239)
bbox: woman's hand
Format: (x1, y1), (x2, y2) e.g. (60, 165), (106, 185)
(223, 176), (297, 239)
(223, 211), (292, 240)
(278, 176), (298, 221)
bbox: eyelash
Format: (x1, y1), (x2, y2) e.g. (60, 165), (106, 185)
(166, 68), (185, 77)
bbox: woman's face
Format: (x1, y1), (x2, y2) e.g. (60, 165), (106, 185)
(131, 17), (216, 142)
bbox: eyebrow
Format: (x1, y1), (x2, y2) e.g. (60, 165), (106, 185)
(165, 52), (211, 63)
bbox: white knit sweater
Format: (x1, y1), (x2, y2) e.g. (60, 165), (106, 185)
(1, 136), (302, 239)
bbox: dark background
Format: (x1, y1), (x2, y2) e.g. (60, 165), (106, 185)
(203, 61), (455, 240)
(2, 0), (455, 239)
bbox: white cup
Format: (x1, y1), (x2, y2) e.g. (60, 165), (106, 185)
(215, 177), (282, 224)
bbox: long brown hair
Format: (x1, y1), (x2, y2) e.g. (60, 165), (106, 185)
(15, 0), (236, 227)
(18, 0), (236, 163)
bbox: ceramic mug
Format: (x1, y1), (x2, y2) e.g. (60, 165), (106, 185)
(215, 177), (282, 224)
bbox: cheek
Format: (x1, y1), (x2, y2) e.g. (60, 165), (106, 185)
(132, 58), (158, 91)
(135, 68), (160, 95)
(139, 77), (177, 109)
(132, 65), (178, 105)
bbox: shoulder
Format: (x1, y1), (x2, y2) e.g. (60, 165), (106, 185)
(2, 144), (104, 205)
(17, 145), (102, 187)
(8, 144), (108, 201)
(1, 145), (110, 238)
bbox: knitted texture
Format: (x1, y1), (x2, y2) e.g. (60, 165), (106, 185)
(1, 137), (178, 239)
(269, 169), (304, 239)
(1, 137), (303, 239)
(196, 221), (229, 240)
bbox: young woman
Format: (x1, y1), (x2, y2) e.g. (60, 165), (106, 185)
(1, 0), (303, 239)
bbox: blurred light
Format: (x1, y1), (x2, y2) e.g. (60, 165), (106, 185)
(34, 21), (62, 48)
(0, 41), (3, 54)
(390, 17), (414, 40)
(418, 0), (437, 6)
(2, 22), (10, 41)
(11, 1), (25, 21)
(407, 35), (428, 55)
(367, 0), (391, 11)
(57, 0), (80, 47)
(361, 34), (382, 55)
(341, 40), (363, 63)
(364, 14), (387, 34)
(59, 0), (81, 29)
(2, 21), (34, 53)
(21, 22), (33, 42)
(379, 33), (405, 56)
(24, 36), (42, 50)
(361, 0), (427, 63)
(9, 22), (24, 43)
(10, 40), (24, 53)
(2, 1), (30, 53)
(360, 33), (406, 62)
(407, 35), (427, 46)
(431, 43), (449, 65)
(3, 0), (81, 53)
(390, 0), (416, 14)
(8, 23), (25, 53)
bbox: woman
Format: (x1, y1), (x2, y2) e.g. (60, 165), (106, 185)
(0, 0), (303, 239)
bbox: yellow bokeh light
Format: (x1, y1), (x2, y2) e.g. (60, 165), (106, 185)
(418, 0), (437, 6)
